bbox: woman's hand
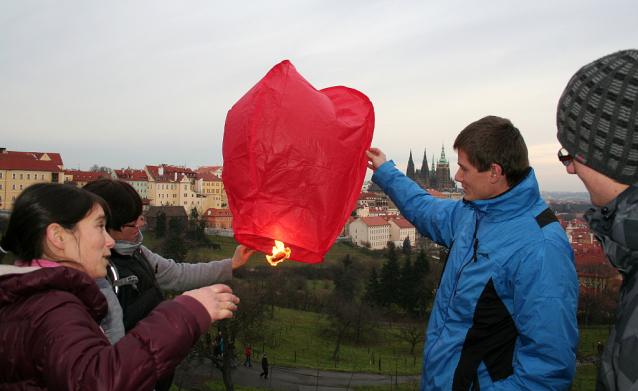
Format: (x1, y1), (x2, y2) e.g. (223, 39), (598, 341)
(183, 284), (240, 321)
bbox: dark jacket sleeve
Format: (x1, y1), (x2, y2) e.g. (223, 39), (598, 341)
(33, 292), (208, 390)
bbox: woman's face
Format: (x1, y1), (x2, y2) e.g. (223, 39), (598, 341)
(64, 206), (115, 278)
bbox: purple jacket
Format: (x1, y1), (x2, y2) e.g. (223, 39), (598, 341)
(0, 265), (210, 390)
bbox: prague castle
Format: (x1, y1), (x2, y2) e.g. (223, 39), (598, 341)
(406, 145), (457, 191)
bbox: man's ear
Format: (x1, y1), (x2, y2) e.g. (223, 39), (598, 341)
(46, 223), (67, 251)
(489, 164), (504, 185)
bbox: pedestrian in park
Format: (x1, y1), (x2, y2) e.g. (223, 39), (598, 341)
(367, 116), (579, 390)
(598, 342), (605, 356)
(557, 49), (638, 391)
(260, 354), (269, 379)
(244, 345), (253, 367)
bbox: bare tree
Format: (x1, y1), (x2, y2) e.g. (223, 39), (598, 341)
(394, 321), (428, 354)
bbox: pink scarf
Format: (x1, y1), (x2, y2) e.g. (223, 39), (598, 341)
(15, 259), (61, 268)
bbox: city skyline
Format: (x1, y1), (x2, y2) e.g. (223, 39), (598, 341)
(2, 2), (637, 192)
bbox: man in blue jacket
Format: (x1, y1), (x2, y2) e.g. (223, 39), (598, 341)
(366, 116), (579, 391)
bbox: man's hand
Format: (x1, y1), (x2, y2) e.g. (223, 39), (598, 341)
(231, 245), (257, 269)
(366, 148), (387, 172)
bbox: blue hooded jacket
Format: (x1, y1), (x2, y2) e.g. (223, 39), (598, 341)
(373, 162), (578, 391)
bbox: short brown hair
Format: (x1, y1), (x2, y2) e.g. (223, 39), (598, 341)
(453, 116), (529, 187)
(83, 178), (142, 231)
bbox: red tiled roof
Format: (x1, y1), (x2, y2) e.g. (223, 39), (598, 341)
(359, 217), (391, 226)
(114, 169), (148, 181)
(0, 158), (63, 172)
(65, 171), (110, 181)
(203, 208), (232, 217)
(0, 151), (64, 167)
(390, 218), (414, 229)
(195, 166), (222, 173)
(428, 189), (444, 196)
(197, 173), (222, 181)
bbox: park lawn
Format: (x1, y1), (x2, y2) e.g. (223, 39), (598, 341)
(571, 364), (598, 391)
(236, 306), (424, 377)
(578, 325), (613, 357)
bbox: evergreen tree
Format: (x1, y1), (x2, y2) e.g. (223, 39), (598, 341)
(378, 245), (401, 307)
(413, 249), (431, 277)
(363, 267), (380, 305)
(169, 217), (185, 236)
(155, 212), (166, 238)
(398, 255), (417, 312)
(414, 249), (434, 317)
(163, 235), (188, 262)
(333, 254), (357, 301)
(402, 237), (412, 254)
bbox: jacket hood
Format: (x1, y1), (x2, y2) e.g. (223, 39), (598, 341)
(466, 168), (540, 222)
(113, 230), (144, 256)
(0, 265), (107, 322)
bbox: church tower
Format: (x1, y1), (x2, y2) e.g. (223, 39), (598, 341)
(435, 144), (455, 189)
(406, 150), (415, 179)
(420, 149), (430, 186)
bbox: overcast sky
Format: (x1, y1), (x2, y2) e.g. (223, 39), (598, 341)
(1, 1), (637, 192)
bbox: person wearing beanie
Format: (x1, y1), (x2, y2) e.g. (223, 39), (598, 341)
(557, 49), (638, 391)
(367, 116), (579, 390)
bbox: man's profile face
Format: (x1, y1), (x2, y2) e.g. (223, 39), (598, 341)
(566, 160), (627, 207)
(454, 149), (494, 201)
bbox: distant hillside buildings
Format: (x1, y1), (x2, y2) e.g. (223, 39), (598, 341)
(0, 148), (226, 214)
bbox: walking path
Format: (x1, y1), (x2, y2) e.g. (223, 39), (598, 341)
(184, 358), (421, 391)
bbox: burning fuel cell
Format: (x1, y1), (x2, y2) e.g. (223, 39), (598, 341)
(266, 240), (291, 266)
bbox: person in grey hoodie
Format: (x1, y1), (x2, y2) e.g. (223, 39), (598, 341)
(84, 178), (255, 391)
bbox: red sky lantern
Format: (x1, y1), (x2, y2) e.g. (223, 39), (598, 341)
(223, 60), (375, 264)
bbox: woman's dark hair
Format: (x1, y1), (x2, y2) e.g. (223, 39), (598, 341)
(83, 178), (142, 231)
(0, 183), (110, 263)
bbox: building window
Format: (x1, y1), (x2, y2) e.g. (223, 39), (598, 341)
(27, 173), (31, 180)
(12, 184), (16, 190)
(0, 173), (2, 179)
(184, 193), (188, 197)
(184, 185), (187, 190)
(12, 173), (16, 179)
(19, 185), (23, 190)
(41, 174), (45, 180)
(20, 173), (24, 179)
(12, 196), (16, 201)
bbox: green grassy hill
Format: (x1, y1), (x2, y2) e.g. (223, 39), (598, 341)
(144, 233), (387, 268)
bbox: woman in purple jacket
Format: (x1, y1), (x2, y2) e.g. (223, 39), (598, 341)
(0, 182), (239, 390)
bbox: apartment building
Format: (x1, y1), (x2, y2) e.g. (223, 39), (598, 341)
(0, 149), (64, 210)
(202, 208), (233, 229)
(389, 217), (416, 246)
(112, 169), (149, 200)
(349, 216), (391, 250)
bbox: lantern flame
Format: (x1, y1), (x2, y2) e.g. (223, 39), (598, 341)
(266, 240), (291, 266)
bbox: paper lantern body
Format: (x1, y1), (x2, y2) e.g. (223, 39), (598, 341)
(223, 60), (374, 263)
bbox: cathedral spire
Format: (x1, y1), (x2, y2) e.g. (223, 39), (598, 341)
(421, 149), (429, 183)
(438, 143), (449, 165)
(406, 150), (415, 179)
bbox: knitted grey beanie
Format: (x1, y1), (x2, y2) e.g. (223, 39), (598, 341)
(557, 49), (638, 185)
